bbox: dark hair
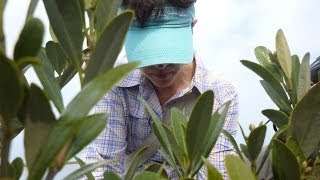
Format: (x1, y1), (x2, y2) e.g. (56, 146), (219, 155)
(122, 0), (195, 26)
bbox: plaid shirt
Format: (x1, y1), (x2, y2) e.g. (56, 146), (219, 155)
(83, 53), (239, 179)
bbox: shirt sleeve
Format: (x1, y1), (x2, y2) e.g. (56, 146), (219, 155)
(82, 88), (128, 179)
(197, 82), (239, 180)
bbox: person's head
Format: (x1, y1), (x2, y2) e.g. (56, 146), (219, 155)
(121, 0), (196, 68)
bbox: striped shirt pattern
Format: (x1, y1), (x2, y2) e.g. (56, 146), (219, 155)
(83, 53), (239, 179)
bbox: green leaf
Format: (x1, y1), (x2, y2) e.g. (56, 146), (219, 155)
(34, 50), (64, 113)
(171, 108), (188, 156)
(240, 144), (250, 161)
(58, 63), (77, 88)
(186, 90), (214, 167)
(260, 80), (292, 114)
(297, 52), (311, 101)
(74, 156), (95, 180)
(144, 163), (168, 179)
(247, 125), (266, 162)
(103, 171), (121, 180)
(202, 157), (223, 180)
(45, 41), (69, 75)
(286, 136), (306, 163)
(43, 0), (84, 74)
(63, 160), (114, 180)
(28, 119), (77, 179)
(26, 0), (39, 20)
(241, 60), (289, 105)
(225, 154), (255, 180)
(66, 113), (108, 160)
(13, 18), (44, 61)
(162, 124), (186, 171)
(190, 101), (231, 176)
(84, 11), (134, 84)
(125, 146), (149, 180)
(254, 46), (283, 82)
(24, 84), (56, 170)
(222, 129), (244, 161)
(140, 98), (175, 164)
(262, 109), (289, 128)
(288, 82), (320, 158)
(133, 171), (167, 180)
(0, 55), (24, 120)
(29, 63), (138, 179)
(272, 139), (300, 180)
(61, 62), (138, 121)
(11, 157), (24, 179)
(276, 29), (292, 85)
(291, 55), (300, 106)
(94, 0), (122, 38)
(15, 56), (42, 72)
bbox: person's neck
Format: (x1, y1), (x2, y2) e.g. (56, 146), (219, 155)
(155, 61), (195, 106)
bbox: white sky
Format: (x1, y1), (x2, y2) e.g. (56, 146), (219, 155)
(4, 0), (320, 167)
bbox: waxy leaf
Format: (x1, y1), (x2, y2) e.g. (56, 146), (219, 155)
(247, 125), (266, 161)
(58, 63), (77, 88)
(104, 171), (121, 180)
(14, 18), (44, 61)
(262, 109), (289, 128)
(45, 41), (69, 75)
(125, 146), (148, 180)
(254, 46), (282, 82)
(225, 155), (255, 180)
(94, 0), (122, 38)
(28, 62), (138, 179)
(11, 157), (24, 179)
(288, 82), (320, 158)
(202, 157), (223, 180)
(63, 160), (114, 180)
(66, 113), (108, 159)
(190, 101), (231, 176)
(43, 0), (84, 74)
(133, 171), (167, 180)
(241, 60), (289, 105)
(286, 136), (306, 163)
(276, 29), (292, 85)
(24, 84), (56, 170)
(222, 129), (244, 161)
(291, 55), (300, 106)
(35, 50), (64, 113)
(260, 80), (292, 114)
(26, 0), (40, 20)
(272, 139), (300, 180)
(140, 98), (175, 166)
(84, 11), (134, 84)
(74, 156), (95, 180)
(61, 62), (138, 122)
(0, 55), (24, 120)
(171, 108), (187, 156)
(297, 53), (311, 101)
(186, 90), (214, 167)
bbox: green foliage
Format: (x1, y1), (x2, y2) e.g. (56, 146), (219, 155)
(142, 90), (231, 179)
(0, 0), (137, 179)
(225, 155), (255, 180)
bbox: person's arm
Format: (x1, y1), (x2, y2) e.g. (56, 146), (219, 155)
(82, 88), (127, 178)
(198, 83), (239, 179)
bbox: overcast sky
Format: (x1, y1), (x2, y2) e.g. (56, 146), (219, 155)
(4, 0), (320, 165)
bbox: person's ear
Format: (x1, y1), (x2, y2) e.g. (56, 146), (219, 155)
(191, 18), (198, 28)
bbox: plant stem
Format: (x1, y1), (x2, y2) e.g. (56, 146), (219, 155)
(0, 0), (7, 54)
(0, 118), (12, 176)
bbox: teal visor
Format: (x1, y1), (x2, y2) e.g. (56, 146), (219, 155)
(124, 3), (195, 67)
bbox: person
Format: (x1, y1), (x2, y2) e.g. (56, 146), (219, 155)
(83, 0), (239, 179)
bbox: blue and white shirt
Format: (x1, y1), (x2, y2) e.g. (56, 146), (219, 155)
(83, 53), (239, 179)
